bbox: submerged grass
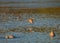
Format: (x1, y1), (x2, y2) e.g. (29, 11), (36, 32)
(0, 27), (60, 35)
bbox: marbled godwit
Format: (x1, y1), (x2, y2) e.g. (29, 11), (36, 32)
(5, 35), (14, 39)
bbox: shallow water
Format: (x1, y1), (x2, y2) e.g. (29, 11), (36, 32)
(0, 13), (60, 43)
(0, 32), (60, 43)
(0, 0), (60, 8)
(0, 3), (60, 8)
(0, 0), (60, 43)
(0, 14), (60, 29)
(0, 0), (60, 2)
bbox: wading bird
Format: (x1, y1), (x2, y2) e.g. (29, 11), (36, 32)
(5, 35), (14, 39)
(26, 27), (34, 32)
(50, 31), (55, 39)
(28, 18), (34, 23)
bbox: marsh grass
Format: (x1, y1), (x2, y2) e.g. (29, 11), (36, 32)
(0, 7), (60, 14)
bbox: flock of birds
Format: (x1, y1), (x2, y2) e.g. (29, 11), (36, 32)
(5, 18), (55, 39)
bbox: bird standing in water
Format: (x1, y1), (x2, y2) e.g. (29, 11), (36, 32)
(49, 31), (55, 39)
(28, 18), (34, 23)
(5, 35), (14, 39)
(26, 27), (34, 32)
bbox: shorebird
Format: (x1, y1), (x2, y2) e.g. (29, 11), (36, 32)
(28, 28), (33, 32)
(26, 27), (34, 32)
(28, 18), (34, 23)
(5, 35), (14, 39)
(49, 31), (55, 39)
